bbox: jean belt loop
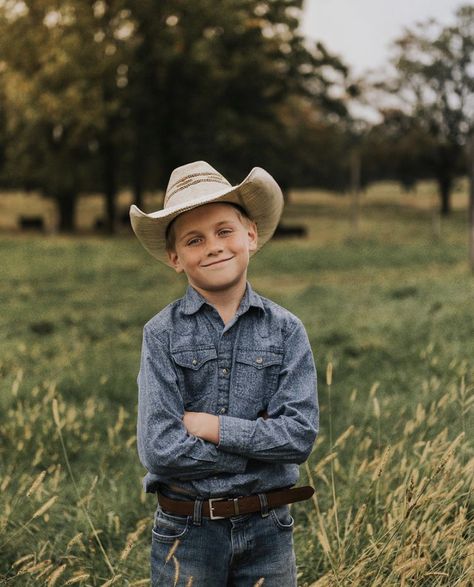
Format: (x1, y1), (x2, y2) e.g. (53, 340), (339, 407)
(192, 496), (204, 526)
(258, 492), (270, 518)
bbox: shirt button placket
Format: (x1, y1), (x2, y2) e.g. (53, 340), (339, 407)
(217, 360), (230, 415)
(217, 332), (232, 418)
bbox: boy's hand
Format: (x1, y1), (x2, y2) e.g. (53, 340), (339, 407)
(183, 411), (220, 444)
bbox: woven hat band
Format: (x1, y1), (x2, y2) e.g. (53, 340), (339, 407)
(165, 174), (232, 208)
(164, 178), (232, 208)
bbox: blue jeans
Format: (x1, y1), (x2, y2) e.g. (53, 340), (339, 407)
(150, 487), (297, 586)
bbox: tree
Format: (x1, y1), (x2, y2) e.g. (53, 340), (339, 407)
(0, 0), (351, 231)
(362, 108), (438, 189)
(0, 0), (134, 231)
(123, 0), (351, 197)
(388, 5), (474, 214)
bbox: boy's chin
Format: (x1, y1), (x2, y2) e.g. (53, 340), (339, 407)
(191, 274), (246, 293)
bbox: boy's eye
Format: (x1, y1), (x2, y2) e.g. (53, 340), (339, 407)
(185, 228), (232, 246)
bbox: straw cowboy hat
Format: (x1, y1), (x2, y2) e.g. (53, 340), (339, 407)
(129, 160), (284, 266)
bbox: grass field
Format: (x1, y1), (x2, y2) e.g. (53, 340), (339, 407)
(0, 182), (473, 585)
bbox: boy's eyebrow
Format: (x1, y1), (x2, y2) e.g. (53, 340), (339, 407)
(179, 220), (237, 242)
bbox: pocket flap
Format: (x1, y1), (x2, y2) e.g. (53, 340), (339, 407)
(236, 350), (283, 369)
(172, 348), (217, 370)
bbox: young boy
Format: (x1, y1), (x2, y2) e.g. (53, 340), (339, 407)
(130, 161), (319, 586)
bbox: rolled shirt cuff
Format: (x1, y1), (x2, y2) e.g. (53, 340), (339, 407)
(217, 415), (254, 454)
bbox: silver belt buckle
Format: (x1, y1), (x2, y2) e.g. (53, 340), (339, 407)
(209, 497), (226, 520)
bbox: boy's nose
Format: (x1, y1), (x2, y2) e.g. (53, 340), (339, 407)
(206, 239), (224, 256)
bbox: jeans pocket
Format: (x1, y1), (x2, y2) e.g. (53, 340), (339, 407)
(152, 508), (190, 543)
(270, 505), (295, 531)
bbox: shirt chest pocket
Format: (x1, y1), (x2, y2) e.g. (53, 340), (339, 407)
(171, 347), (217, 408)
(233, 349), (283, 405)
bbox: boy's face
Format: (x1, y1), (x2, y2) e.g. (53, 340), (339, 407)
(167, 202), (258, 294)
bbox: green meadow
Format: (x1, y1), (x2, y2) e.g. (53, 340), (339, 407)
(0, 183), (473, 585)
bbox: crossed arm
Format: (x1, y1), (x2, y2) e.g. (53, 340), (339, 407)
(137, 322), (318, 481)
(182, 410), (268, 444)
(182, 411), (220, 444)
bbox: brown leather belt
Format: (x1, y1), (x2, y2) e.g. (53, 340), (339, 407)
(157, 485), (314, 520)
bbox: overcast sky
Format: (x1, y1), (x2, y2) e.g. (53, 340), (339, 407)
(301, 0), (466, 76)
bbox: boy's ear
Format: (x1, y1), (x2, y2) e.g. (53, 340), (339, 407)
(248, 221), (258, 252)
(167, 250), (184, 273)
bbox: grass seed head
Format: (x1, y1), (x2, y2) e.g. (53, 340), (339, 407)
(173, 555), (180, 586)
(13, 554), (35, 568)
(46, 563), (67, 586)
(317, 530), (331, 554)
(353, 504), (367, 533)
(32, 495), (58, 519)
(64, 573), (91, 585)
(26, 470), (46, 497)
(52, 397), (61, 429)
(166, 538), (180, 563)
(326, 362), (333, 386)
(334, 425), (355, 448)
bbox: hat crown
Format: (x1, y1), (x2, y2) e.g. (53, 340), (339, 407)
(164, 161), (232, 209)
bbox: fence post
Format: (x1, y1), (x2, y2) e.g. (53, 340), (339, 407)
(350, 148), (361, 238)
(468, 134), (474, 273)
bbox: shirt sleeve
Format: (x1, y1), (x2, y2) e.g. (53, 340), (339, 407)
(217, 319), (319, 463)
(137, 326), (248, 481)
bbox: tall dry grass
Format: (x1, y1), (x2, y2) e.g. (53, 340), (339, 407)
(296, 362), (473, 586)
(1, 183), (473, 584)
(1, 358), (472, 585)
(1, 380), (149, 585)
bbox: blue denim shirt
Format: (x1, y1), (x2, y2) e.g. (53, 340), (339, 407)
(137, 281), (319, 498)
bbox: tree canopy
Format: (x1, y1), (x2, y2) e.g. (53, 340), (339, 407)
(380, 5), (474, 213)
(0, 0), (351, 231)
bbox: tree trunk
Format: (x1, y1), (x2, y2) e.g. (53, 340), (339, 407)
(132, 100), (149, 211)
(431, 189), (441, 241)
(438, 175), (452, 216)
(103, 140), (117, 234)
(133, 169), (144, 210)
(56, 191), (77, 232)
(133, 138), (144, 210)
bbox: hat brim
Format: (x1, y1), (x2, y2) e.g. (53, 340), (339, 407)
(129, 167), (284, 266)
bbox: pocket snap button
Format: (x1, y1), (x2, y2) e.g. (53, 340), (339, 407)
(255, 357), (263, 364)
(192, 358), (198, 366)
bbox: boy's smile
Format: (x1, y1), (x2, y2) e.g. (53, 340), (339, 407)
(167, 203), (258, 296)
(201, 256), (234, 267)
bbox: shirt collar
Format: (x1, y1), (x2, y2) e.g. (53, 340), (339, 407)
(181, 281), (265, 317)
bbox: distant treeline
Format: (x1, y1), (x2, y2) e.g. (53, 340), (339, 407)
(0, 1), (472, 231)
